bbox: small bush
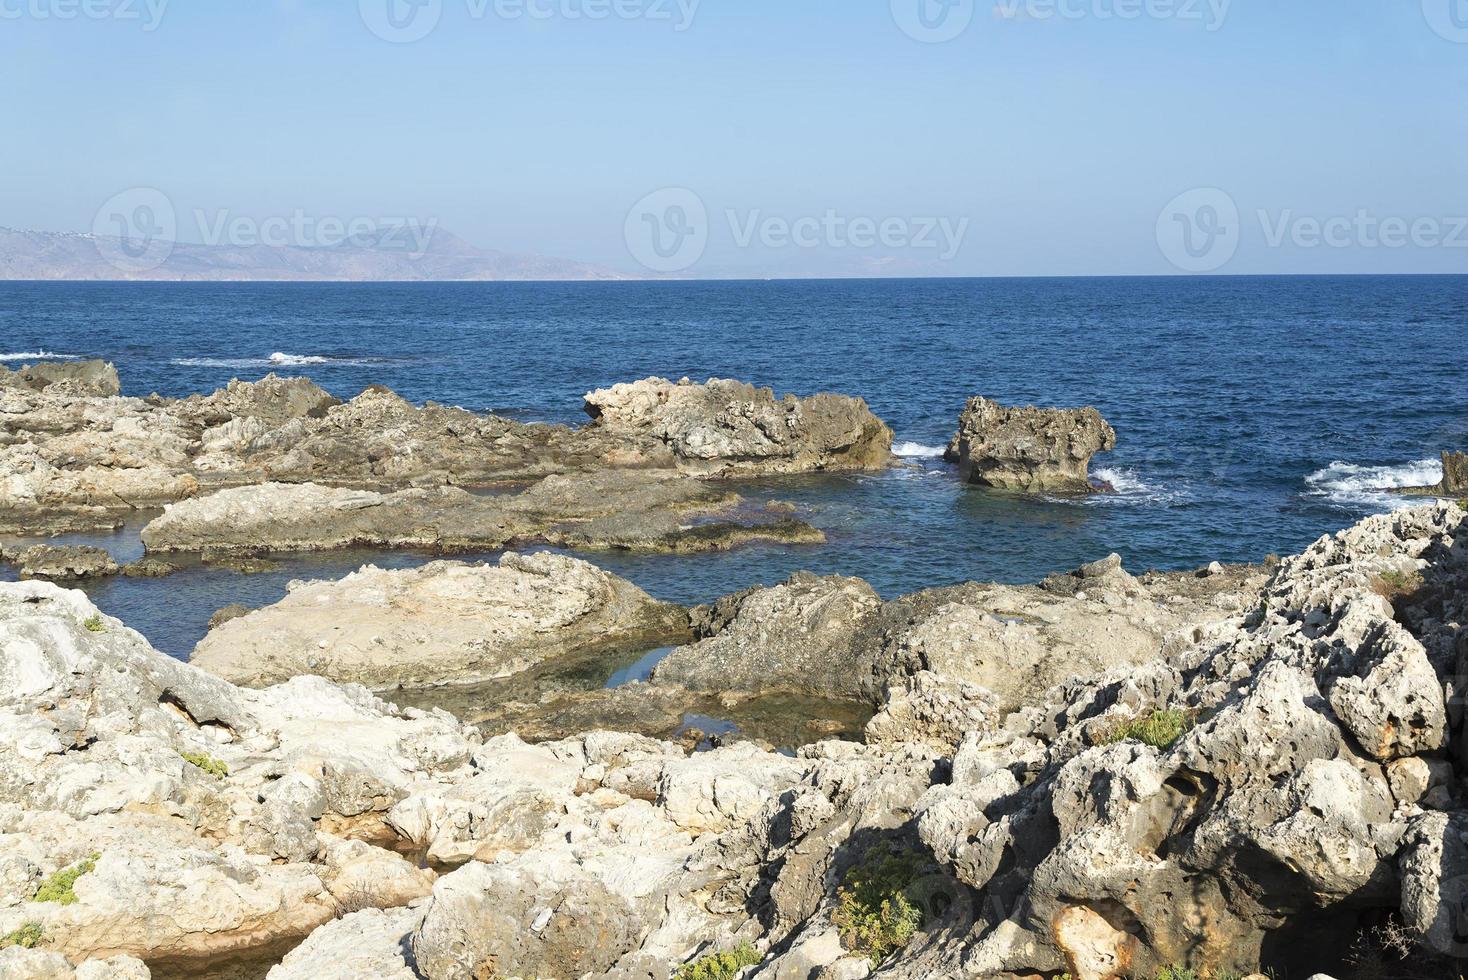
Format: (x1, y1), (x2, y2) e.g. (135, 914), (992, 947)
(0, 923), (43, 950)
(180, 750), (229, 779)
(82, 614), (106, 633)
(831, 846), (927, 964)
(1097, 709), (1194, 749)
(1154, 967), (1200, 980)
(673, 943), (762, 980)
(1372, 568), (1423, 600)
(32, 854), (99, 905)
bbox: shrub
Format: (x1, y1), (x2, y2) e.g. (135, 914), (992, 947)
(673, 943), (762, 980)
(180, 750), (229, 779)
(1096, 709), (1194, 749)
(0, 923), (43, 950)
(831, 846), (927, 964)
(82, 614), (106, 633)
(1372, 568), (1423, 600)
(1154, 967), (1199, 980)
(32, 854), (99, 905)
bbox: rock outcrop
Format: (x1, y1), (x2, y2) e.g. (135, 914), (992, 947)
(139, 470), (824, 556)
(5, 501), (1465, 980)
(3, 545), (119, 580)
(583, 376), (894, 477)
(0, 365), (895, 534)
(944, 395), (1116, 493)
(191, 553), (689, 690)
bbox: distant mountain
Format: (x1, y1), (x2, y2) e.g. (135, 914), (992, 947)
(0, 226), (630, 282)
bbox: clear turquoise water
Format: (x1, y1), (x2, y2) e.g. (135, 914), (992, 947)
(2, 276), (1465, 659)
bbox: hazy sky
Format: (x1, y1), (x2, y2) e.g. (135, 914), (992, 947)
(3, 0), (1466, 277)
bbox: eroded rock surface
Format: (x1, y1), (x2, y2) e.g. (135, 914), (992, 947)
(3, 545), (119, 581)
(0, 364), (893, 535)
(943, 395), (1116, 493)
(583, 376), (893, 477)
(191, 552), (689, 690)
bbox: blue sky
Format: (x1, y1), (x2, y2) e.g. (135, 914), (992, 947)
(3, 0), (1466, 276)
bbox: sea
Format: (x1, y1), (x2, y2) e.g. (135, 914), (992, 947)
(1, 275), (1465, 661)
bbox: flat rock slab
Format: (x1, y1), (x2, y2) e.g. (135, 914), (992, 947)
(140, 470), (825, 557)
(190, 552), (690, 689)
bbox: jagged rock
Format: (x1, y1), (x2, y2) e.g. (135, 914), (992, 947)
(583, 376), (893, 477)
(191, 553), (688, 689)
(653, 573), (884, 700)
(5, 545), (118, 580)
(1, 366), (890, 533)
(140, 470), (824, 556)
(266, 906), (425, 980)
(0, 359), (120, 397)
(0, 949), (149, 978)
(943, 395), (1116, 493)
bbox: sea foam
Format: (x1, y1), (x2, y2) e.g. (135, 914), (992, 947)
(1304, 458), (1443, 511)
(0, 351), (80, 362)
(893, 441), (946, 459)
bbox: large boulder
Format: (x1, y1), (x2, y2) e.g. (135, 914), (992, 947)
(4, 544), (119, 580)
(584, 377), (893, 477)
(191, 553), (689, 689)
(943, 395), (1116, 493)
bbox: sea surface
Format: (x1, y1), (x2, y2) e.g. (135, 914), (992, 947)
(2, 276), (1466, 663)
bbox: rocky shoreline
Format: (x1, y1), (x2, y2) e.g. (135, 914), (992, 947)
(4, 358), (1468, 980)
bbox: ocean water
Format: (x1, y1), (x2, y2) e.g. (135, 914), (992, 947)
(1, 276), (1466, 660)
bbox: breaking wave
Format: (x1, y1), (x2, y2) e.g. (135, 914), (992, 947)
(1303, 458), (1443, 511)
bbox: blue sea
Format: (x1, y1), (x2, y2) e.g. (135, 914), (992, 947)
(2, 276), (1465, 659)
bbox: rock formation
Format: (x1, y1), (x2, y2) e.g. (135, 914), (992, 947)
(583, 376), (894, 477)
(0, 364), (894, 536)
(944, 395), (1116, 493)
(138, 470), (824, 557)
(5, 495), (1465, 979)
(2, 545), (119, 581)
(191, 553), (689, 690)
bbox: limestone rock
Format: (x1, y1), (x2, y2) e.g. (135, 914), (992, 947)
(943, 395), (1116, 493)
(6, 545), (118, 581)
(191, 552), (688, 690)
(583, 376), (893, 477)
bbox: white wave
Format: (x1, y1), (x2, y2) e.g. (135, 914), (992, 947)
(893, 441), (946, 459)
(1304, 458), (1443, 511)
(171, 352), (368, 369)
(0, 351), (80, 362)
(1092, 466), (1156, 496)
(269, 352), (332, 366)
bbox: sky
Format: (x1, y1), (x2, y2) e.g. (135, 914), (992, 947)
(2, 0), (1467, 277)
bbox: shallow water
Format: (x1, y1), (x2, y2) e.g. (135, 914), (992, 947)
(2, 276), (1465, 665)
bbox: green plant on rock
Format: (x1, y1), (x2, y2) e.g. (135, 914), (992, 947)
(32, 854), (99, 905)
(831, 845), (928, 964)
(1097, 709), (1194, 749)
(1372, 568), (1423, 600)
(0, 923), (44, 950)
(1153, 967), (1200, 980)
(82, 614), (106, 633)
(180, 750), (229, 779)
(673, 942), (762, 980)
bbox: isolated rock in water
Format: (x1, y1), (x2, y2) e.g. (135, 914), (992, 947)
(191, 553), (689, 689)
(6, 544), (119, 580)
(140, 471), (824, 556)
(943, 395), (1116, 493)
(0, 359), (120, 397)
(584, 377), (894, 477)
